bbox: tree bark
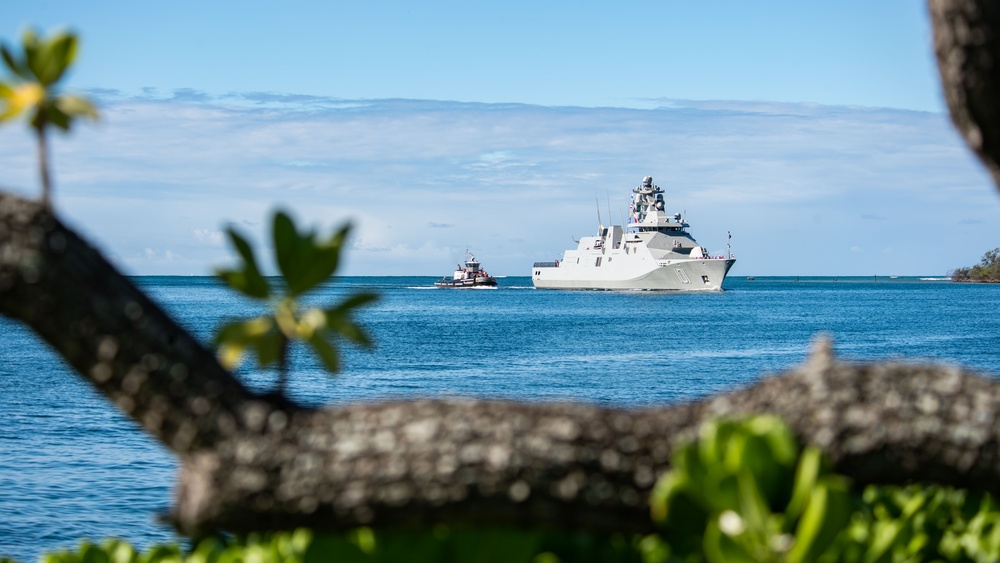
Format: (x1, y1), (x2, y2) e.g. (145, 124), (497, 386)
(4, 193), (1000, 536)
(930, 0), (1000, 188)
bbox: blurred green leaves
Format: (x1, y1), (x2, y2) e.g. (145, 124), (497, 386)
(215, 211), (376, 392)
(0, 26), (98, 130)
(0, 27), (98, 205)
(33, 526), (646, 563)
(648, 415), (851, 563)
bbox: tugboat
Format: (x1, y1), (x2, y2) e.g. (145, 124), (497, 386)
(435, 252), (498, 288)
(531, 175), (735, 290)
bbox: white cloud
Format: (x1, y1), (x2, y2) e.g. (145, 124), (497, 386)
(192, 228), (225, 246)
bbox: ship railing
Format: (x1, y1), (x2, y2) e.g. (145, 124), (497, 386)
(533, 261), (559, 268)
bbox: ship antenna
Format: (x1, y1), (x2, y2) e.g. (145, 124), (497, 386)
(606, 192), (613, 227)
(595, 197), (603, 234)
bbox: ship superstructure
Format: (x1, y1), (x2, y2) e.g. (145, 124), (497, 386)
(531, 176), (735, 290)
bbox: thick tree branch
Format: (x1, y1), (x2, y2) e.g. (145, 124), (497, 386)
(0, 194), (281, 454)
(931, 0), (1000, 188)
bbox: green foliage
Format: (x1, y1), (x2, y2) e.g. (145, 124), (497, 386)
(28, 527), (645, 563)
(0, 27), (97, 205)
(648, 415), (851, 562)
(834, 484), (1000, 562)
(0, 27), (97, 129)
(215, 210), (377, 391)
(647, 415), (1000, 562)
(951, 247), (1000, 282)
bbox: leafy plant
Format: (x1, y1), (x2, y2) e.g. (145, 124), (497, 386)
(29, 526), (645, 563)
(951, 247), (1000, 282)
(648, 415), (852, 562)
(835, 483), (1000, 562)
(215, 210), (377, 394)
(0, 27), (97, 207)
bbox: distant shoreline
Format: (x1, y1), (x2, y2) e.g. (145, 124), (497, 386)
(950, 278), (1000, 284)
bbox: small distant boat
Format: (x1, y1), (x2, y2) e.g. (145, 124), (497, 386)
(746, 276), (755, 281)
(435, 252), (498, 288)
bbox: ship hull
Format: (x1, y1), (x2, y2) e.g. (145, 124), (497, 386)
(532, 258), (735, 291)
(434, 277), (498, 288)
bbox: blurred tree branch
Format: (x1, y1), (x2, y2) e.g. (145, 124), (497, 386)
(931, 0), (1000, 188)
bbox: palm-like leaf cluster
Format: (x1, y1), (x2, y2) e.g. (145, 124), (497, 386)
(216, 211), (377, 395)
(0, 28), (97, 206)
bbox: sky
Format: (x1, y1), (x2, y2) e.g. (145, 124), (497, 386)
(0, 1), (997, 276)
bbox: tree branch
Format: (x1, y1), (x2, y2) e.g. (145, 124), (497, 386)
(0, 194), (279, 455)
(931, 0), (1000, 188)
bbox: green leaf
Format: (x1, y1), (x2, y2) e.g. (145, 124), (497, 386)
(703, 519), (757, 563)
(35, 31), (77, 86)
(55, 94), (98, 121)
(253, 326), (284, 368)
(46, 101), (71, 130)
(325, 295), (377, 348)
(0, 82), (15, 122)
(787, 477), (852, 563)
(214, 317), (279, 370)
(651, 476), (711, 556)
(273, 210), (350, 296)
(1, 43), (29, 79)
(328, 292), (379, 314)
(294, 224), (348, 294)
(786, 446), (823, 521)
(672, 442), (707, 496)
(739, 433), (793, 509)
(734, 469), (770, 540)
(304, 534), (371, 563)
(101, 539), (137, 563)
(273, 210), (301, 287)
(449, 529), (543, 563)
(748, 415), (799, 467)
(217, 227), (270, 299)
(308, 331), (340, 373)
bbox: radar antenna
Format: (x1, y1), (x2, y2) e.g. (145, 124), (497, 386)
(595, 197), (603, 234)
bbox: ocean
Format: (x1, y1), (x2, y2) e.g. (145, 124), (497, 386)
(2, 275), (999, 560)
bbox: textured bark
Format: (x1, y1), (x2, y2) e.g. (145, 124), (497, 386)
(931, 0), (1000, 188)
(4, 193), (1000, 537)
(0, 194), (280, 455)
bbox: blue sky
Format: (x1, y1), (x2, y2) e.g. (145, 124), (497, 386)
(1, 1), (997, 276)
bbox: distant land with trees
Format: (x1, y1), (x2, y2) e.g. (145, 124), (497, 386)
(951, 248), (1000, 282)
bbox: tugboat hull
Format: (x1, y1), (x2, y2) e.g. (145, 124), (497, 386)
(434, 277), (498, 288)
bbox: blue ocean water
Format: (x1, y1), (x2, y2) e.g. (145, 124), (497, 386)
(2, 275), (1000, 560)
